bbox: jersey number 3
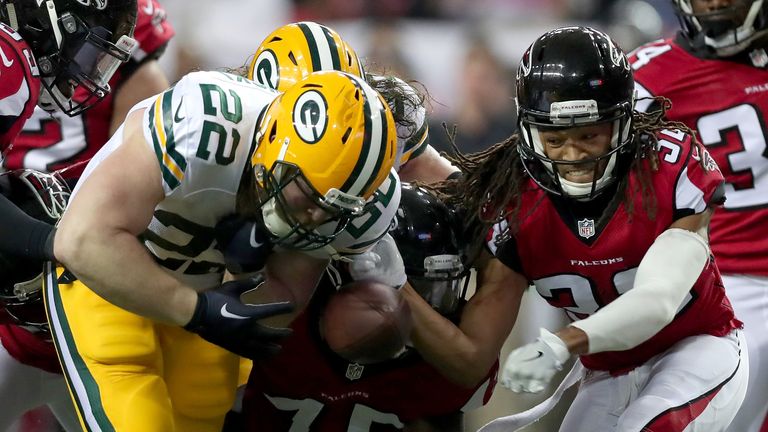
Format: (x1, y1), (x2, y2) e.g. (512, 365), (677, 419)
(696, 104), (768, 210)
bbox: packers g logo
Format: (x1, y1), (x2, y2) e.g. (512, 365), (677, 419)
(252, 50), (279, 90)
(293, 90), (328, 144)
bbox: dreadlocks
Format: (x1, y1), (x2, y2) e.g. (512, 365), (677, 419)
(366, 74), (427, 142)
(432, 97), (700, 256)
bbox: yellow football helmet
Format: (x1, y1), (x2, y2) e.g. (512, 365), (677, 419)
(251, 70), (397, 250)
(248, 21), (364, 92)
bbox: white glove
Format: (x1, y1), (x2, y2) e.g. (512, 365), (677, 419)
(500, 328), (571, 393)
(348, 233), (407, 288)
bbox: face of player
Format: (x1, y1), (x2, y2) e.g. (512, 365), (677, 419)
(691, 0), (750, 28)
(276, 180), (335, 229)
(538, 122), (613, 184)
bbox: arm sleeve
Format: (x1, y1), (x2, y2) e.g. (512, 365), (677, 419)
(570, 228), (709, 353)
(0, 193), (55, 260)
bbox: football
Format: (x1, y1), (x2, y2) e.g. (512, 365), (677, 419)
(319, 280), (413, 364)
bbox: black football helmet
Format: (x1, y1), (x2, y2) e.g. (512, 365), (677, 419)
(516, 26), (635, 201)
(1, 0), (138, 116)
(389, 183), (470, 316)
(0, 169), (69, 331)
(674, 0), (768, 56)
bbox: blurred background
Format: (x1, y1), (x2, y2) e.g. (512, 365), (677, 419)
(155, 0), (679, 429)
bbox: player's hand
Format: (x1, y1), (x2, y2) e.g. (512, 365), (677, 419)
(500, 328), (571, 393)
(183, 274), (293, 359)
(348, 234), (407, 288)
(215, 216), (273, 274)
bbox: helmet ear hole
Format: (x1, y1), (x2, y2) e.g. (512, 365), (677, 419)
(354, 89), (360, 101)
(268, 121), (278, 143)
(288, 51), (298, 66)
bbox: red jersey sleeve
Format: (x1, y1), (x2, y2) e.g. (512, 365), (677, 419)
(0, 24), (40, 153)
(655, 129), (725, 217)
(131, 0), (175, 63)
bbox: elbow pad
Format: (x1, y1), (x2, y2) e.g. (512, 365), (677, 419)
(571, 228), (709, 353)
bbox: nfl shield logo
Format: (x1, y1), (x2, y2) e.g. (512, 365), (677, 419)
(346, 363), (364, 380)
(577, 218), (595, 239)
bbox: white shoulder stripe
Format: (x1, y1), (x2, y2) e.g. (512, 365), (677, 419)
(676, 166), (707, 214)
(0, 75), (29, 116)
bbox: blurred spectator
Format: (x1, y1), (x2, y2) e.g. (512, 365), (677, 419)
(364, 20), (416, 79)
(429, 37), (515, 155)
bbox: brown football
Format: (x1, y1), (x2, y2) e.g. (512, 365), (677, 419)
(320, 280), (413, 364)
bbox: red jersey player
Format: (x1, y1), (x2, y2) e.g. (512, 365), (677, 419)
(7, 0), (174, 179)
(629, 1), (768, 430)
(440, 27), (746, 432)
(0, 1), (172, 430)
(0, 0), (138, 260)
(243, 184), (496, 431)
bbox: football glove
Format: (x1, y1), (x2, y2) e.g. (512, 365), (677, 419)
(184, 274), (293, 359)
(500, 328), (571, 393)
(215, 216), (273, 274)
(348, 234), (407, 288)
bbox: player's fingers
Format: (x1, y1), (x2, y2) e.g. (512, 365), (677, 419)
(251, 322), (293, 340)
(249, 300), (294, 318)
(222, 275), (266, 296)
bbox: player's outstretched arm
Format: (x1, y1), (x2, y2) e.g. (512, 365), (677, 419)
(53, 109), (199, 326)
(397, 145), (458, 184)
(403, 251), (527, 388)
(0, 192), (55, 261)
(500, 210), (714, 393)
(569, 210), (713, 353)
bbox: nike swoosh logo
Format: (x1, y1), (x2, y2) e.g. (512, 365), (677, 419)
(220, 304), (248, 320)
(523, 351), (544, 362)
(0, 46), (14, 67)
(173, 97), (185, 122)
(250, 224), (263, 248)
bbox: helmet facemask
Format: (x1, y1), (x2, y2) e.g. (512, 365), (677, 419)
(407, 254), (470, 316)
(518, 99), (634, 201)
(255, 161), (366, 251)
(39, 9), (137, 115)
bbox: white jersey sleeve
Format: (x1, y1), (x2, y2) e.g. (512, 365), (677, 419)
(394, 79), (429, 169)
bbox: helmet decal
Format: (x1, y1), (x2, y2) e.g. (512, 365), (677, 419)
(252, 49), (279, 90)
(296, 21), (342, 71)
(518, 47), (533, 79)
(249, 22), (364, 92)
(608, 38), (630, 70)
(293, 89), (328, 144)
(75, 0), (108, 10)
